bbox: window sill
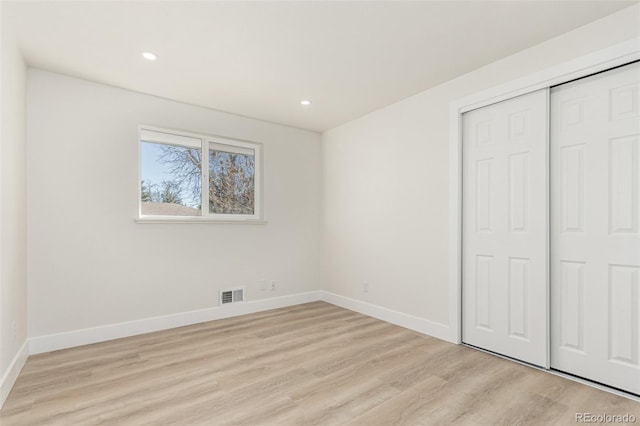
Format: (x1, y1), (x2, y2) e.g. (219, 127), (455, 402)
(135, 217), (267, 224)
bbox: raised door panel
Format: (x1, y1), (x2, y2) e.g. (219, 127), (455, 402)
(560, 144), (586, 233)
(608, 265), (639, 366)
(609, 136), (638, 235)
(476, 159), (494, 233)
(509, 153), (529, 233)
(508, 257), (530, 340)
(559, 261), (585, 353)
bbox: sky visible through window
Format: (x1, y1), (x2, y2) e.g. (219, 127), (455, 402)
(141, 142), (201, 208)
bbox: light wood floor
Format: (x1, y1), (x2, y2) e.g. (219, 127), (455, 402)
(1, 302), (638, 425)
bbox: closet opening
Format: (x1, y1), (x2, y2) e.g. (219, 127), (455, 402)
(457, 58), (639, 397)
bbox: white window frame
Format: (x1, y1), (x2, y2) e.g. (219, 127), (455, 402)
(137, 125), (264, 223)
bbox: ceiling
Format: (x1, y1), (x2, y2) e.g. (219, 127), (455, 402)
(4, 1), (637, 132)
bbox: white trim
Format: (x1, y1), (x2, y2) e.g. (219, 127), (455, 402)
(448, 37), (640, 344)
(322, 292), (453, 343)
(209, 139), (256, 156)
(135, 218), (268, 224)
(139, 124), (208, 142)
(448, 96), (463, 344)
(28, 290), (456, 356)
(29, 291), (322, 354)
(543, 88), (552, 369)
(0, 340), (29, 408)
(140, 128), (202, 148)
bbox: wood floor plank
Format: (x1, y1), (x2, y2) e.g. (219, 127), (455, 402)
(1, 302), (638, 426)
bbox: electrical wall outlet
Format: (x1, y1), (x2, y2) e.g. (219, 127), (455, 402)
(270, 280), (276, 291)
(363, 281), (369, 293)
(11, 320), (16, 339)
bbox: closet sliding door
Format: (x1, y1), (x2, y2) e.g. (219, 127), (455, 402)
(550, 61), (640, 395)
(462, 89), (549, 367)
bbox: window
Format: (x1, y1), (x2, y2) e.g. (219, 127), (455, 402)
(139, 126), (262, 221)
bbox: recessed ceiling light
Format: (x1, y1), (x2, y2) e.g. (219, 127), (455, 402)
(142, 52), (158, 61)
(300, 99), (312, 106)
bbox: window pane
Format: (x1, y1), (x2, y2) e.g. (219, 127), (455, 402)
(141, 142), (202, 216)
(208, 148), (255, 215)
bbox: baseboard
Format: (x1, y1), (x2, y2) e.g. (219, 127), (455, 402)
(0, 340), (29, 408)
(29, 291), (323, 354)
(321, 291), (453, 343)
(29, 290), (455, 355)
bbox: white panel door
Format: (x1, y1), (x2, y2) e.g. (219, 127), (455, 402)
(463, 89), (549, 367)
(551, 61), (640, 395)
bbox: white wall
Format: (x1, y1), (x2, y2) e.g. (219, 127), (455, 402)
(27, 70), (322, 338)
(322, 5), (640, 326)
(0, 2), (28, 394)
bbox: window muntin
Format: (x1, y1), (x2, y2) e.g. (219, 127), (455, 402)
(139, 127), (261, 221)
